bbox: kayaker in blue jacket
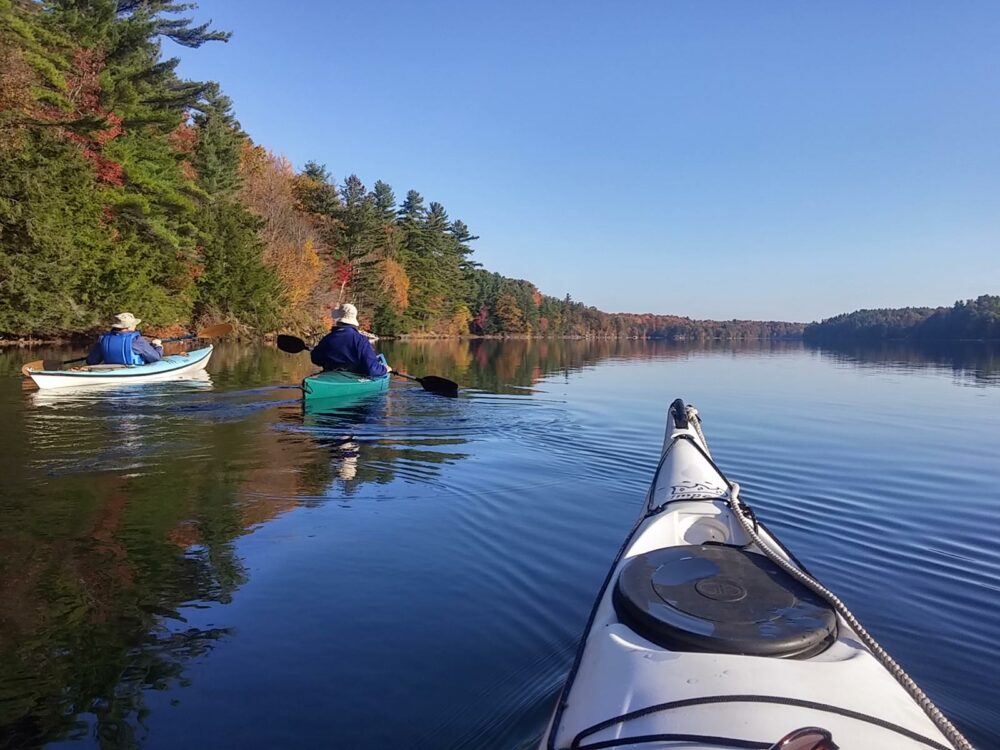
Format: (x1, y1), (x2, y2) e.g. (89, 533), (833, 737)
(310, 303), (391, 377)
(86, 312), (164, 366)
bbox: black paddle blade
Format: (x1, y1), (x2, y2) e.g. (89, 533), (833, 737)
(276, 334), (308, 354)
(42, 359), (65, 371)
(416, 375), (459, 398)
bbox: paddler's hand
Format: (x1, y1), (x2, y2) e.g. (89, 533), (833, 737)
(385, 365), (393, 373)
(151, 338), (162, 348)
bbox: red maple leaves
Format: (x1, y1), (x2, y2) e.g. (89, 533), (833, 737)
(333, 259), (353, 289)
(61, 48), (125, 186)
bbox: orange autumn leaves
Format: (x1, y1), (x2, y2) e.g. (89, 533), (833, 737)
(235, 143), (416, 330)
(239, 143), (324, 321)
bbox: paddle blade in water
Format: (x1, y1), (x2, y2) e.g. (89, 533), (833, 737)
(276, 334), (308, 354)
(417, 375), (459, 398)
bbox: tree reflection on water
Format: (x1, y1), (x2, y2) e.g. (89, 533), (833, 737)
(0, 336), (995, 746)
(806, 340), (1000, 386)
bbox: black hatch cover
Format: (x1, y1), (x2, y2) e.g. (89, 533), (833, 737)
(612, 544), (837, 659)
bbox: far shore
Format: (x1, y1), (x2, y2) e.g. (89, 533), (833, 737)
(1, 332), (809, 347)
(7, 333), (1000, 350)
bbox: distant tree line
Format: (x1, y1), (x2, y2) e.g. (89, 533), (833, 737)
(464, 272), (803, 339)
(0, 1), (802, 340)
(804, 296), (1000, 343)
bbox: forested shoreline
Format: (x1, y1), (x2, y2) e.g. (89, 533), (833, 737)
(804, 295), (1000, 343)
(0, 1), (805, 343)
(2, 3), (992, 346)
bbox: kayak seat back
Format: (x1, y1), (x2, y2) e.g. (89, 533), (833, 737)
(613, 543), (837, 659)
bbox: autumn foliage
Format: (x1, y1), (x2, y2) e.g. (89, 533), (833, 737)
(239, 144), (324, 318)
(0, 0), (806, 340)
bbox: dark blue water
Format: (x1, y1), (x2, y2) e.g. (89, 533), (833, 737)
(0, 340), (997, 748)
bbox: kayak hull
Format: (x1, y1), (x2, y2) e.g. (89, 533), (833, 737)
(26, 346), (213, 389)
(301, 361), (390, 402)
(541, 400), (955, 750)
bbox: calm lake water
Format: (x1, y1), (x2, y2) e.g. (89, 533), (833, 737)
(1, 339), (998, 749)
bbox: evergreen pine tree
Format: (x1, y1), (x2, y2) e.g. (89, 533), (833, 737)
(372, 180), (396, 225)
(191, 84), (242, 196)
(297, 162), (342, 217)
(197, 199), (284, 331)
(191, 83), (282, 329)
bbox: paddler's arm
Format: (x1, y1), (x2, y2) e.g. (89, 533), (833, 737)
(357, 335), (388, 377)
(132, 335), (163, 363)
(85, 341), (103, 365)
(310, 333), (333, 369)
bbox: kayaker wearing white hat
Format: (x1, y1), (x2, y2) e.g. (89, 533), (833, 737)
(85, 312), (164, 366)
(310, 303), (391, 377)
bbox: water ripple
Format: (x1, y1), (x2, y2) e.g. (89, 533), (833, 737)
(2, 341), (998, 748)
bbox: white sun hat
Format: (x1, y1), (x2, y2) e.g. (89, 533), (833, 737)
(111, 312), (141, 329)
(331, 303), (360, 327)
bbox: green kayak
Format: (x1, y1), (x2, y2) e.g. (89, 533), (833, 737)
(301, 355), (390, 402)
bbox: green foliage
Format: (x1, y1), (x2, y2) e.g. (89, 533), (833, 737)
(371, 180), (396, 224)
(917, 295), (1000, 341)
(0, 0), (247, 335)
(21, 48), (66, 90)
(803, 307), (937, 342)
(187, 85), (284, 329)
(1, 0), (823, 342)
(0, 132), (109, 333)
(493, 292), (527, 332)
(97, 128), (201, 325)
(393, 195), (472, 331)
(804, 296), (1000, 343)
(195, 200), (284, 331)
(297, 162), (342, 216)
(287, 172), (807, 339)
(191, 84), (242, 196)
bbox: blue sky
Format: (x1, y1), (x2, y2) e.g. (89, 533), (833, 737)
(174, 1), (1000, 322)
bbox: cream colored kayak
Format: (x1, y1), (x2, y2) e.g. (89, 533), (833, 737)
(26, 346), (213, 389)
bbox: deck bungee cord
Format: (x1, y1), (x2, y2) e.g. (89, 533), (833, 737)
(571, 694), (954, 750)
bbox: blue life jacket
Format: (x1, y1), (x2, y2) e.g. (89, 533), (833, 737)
(99, 331), (144, 365)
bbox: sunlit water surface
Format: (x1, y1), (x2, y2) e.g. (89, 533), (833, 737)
(0, 339), (997, 748)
